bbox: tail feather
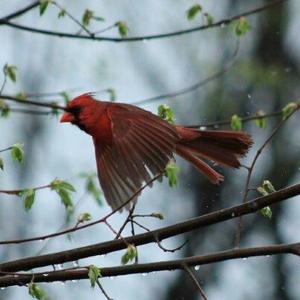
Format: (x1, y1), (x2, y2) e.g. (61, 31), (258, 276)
(175, 127), (253, 183)
(176, 145), (224, 184)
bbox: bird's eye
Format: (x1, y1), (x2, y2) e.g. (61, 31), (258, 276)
(67, 106), (81, 115)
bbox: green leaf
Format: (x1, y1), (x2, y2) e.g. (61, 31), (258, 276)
(77, 212), (92, 223)
(260, 206), (272, 219)
(116, 21), (129, 37)
(231, 114), (242, 131)
(0, 100), (10, 118)
(88, 265), (101, 288)
(254, 110), (267, 129)
(82, 9), (94, 27)
(60, 91), (70, 104)
(121, 244), (137, 265)
(39, 0), (51, 16)
(157, 104), (175, 124)
(234, 17), (251, 37)
(15, 92), (27, 100)
(151, 212), (164, 220)
(282, 102), (298, 120)
(80, 172), (103, 206)
(186, 4), (202, 20)
(50, 179), (75, 211)
(0, 157), (3, 170)
(58, 189), (73, 209)
(11, 143), (24, 163)
(257, 186), (268, 196)
(5, 65), (17, 83)
(107, 88), (117, 102)
(204, 13), (214, 25)
(50, 179), (75, 192)
(262, 180), (276, 194)
(58, 8), (66, 18)
(165, 161), (179, 188)
(21, 189), (36, 211)
(28, 282), (50, 300)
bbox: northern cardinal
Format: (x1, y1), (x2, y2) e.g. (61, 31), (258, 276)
(60, 93), (252, 211)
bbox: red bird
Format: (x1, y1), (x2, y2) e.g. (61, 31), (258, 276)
(60, 94), (252, 211)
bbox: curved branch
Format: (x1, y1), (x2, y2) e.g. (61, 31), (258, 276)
(0, 242), (299, 287)
(0, 0), (287, 43)
(0, 182), (299, 272)
(0, 94), (65, 110)
(0, 1), (39, 21)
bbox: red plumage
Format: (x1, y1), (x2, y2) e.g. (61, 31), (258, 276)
(60, 94), (253, 211)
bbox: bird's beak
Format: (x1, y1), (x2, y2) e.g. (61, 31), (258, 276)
(60, 112), (74, 123)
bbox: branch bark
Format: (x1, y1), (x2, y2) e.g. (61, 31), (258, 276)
(0, 0), (287, 43)
(0, 182), (299, 272)
(0, 242), (299, 287)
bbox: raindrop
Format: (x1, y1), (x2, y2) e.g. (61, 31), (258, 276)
(285, 67), (291, 73)
(199, 126), (206, 131)
(42, 273), (49, 277)
(247, 94), (252, 99)
(72, 261), (79, 268)
(194, 265), (200, 271)
(220, 23), (226, 28)
(231, 212), (235, 217)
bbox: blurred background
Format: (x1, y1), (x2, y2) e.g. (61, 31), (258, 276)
(1, 0), (300, 299)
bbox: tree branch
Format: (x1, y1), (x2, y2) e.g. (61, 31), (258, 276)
(0, 0), (287, 43)
(0, 242), (299, 287)
(0, 182), (299, 272)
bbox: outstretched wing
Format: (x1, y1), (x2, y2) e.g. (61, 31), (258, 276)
(94, 104), (179, 211)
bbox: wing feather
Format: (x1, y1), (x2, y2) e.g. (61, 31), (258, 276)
(94, 105), (179, 211)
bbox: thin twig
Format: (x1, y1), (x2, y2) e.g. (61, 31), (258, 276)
(0, 242), (299, 286)
(0, 173), (163, 245)
(0, 94), (65, 110)
(133, 38), (240, 105)
(96, 280), (113, 300)
(0, 183), (299, 271)
(183, 263), (208, 300)
(0, 0), (287, 43)
(235, 104), (300, 247)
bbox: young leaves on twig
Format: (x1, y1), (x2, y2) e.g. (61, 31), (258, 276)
(157, 104), (175, 124)
(20, 189), (36, 211)
(88, 265), (101, 288)
(186, 4), (202, 20)
(165, 161), (179, 188)
(116, 21), (129, 37)
(77, 212), (92, 224)
(231, 114), (242, 131)
(234, 17), (251, 37)
(0, 100), (10, 118)
(254, 110), (267, 129)
(50, 179), (75, 212)
(121, 244), (138, 265)
(4, 64), (17, 83)
(80, 172), (103, 206)
(257, 180), (276, 219)
(11, 143), (24, 163)
(282, 102), (298, 120)
(28, 282), (50, 300)
(39, 0), (51, 16)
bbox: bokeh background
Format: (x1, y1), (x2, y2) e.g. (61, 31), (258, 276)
(1, 0), (300, 299)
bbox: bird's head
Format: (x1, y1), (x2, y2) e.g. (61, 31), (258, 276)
(60, 93), (103, 135)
